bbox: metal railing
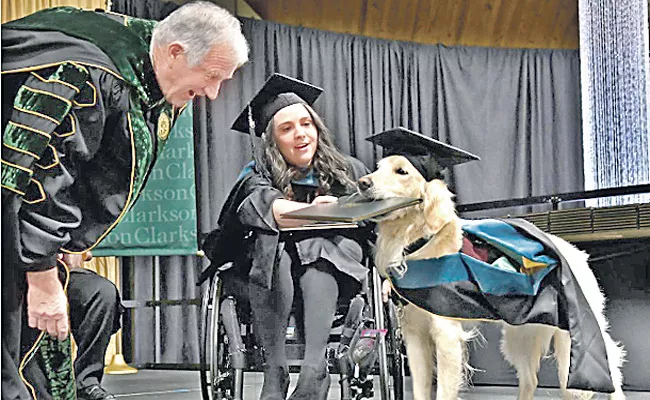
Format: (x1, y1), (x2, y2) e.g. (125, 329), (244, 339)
(457, 183), (650, 242)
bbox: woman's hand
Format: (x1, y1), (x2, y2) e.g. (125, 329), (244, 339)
(311, 195), (338, 204)
(272, 196), (337, 229)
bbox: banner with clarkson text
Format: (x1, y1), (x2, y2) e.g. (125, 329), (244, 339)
(93, 107), (198, 256)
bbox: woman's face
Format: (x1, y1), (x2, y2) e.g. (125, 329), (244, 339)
(272, 103), (318, 168)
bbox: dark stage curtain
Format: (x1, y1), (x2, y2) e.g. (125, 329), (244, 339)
(112, 7), (584, 366)
(200, 19), (583, 225)
(110, 0), (179, 19)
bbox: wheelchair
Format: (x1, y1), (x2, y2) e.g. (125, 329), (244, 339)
(198, 251), (405, 400)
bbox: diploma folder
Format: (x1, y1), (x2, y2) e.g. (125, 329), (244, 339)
(280, 222), (360, 232)
(282, 197), (422, 223)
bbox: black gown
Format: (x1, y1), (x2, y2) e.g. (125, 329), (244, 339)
(2, 8), (177, 399)
(201, 156), (372, 291)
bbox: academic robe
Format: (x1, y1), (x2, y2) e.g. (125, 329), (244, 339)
(1, 8), (178, 399)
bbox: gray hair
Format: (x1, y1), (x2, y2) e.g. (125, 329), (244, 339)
(151, 1), (249, 67)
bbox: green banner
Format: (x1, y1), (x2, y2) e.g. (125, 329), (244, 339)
(93, 107), (198, 256)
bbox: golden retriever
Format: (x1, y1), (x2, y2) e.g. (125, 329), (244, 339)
(357, 155), (626, 400)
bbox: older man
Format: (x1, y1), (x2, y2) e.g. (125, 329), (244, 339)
(1, 2), (248, 399)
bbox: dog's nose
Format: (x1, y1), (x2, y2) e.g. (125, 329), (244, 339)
(357, 177), (373, 191)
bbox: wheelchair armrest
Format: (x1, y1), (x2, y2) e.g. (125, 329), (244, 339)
(196, 262), (236, 286)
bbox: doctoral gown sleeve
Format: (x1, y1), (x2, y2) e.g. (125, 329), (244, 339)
(234, 170), (286, 288)
(236, 172), (284, 233)
(2, 66), (131, 272)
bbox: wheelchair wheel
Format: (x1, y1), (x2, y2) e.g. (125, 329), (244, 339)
(385, 300), (405, 400)
(371, 268), (405, 400)
(199, 276), (234, 400)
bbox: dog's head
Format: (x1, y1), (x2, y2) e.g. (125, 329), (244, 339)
(358, 155), (456, 233)
(359, 155), (426, 200)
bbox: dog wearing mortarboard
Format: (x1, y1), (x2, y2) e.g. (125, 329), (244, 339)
(358, 127), (626, 400)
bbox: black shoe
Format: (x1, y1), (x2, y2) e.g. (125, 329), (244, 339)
(77, 384), (116, 400)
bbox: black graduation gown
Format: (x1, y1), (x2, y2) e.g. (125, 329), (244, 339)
(1, 9), (175, 270)
(1, 8), (176, 399)
(201, 157), (372, 290)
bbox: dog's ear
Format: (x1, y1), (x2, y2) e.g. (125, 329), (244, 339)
(422, 180), (456, 234)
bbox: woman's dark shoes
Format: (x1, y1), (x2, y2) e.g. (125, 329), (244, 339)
(260, 365), (290, 400)
(287, 363), (331, 400)
(77, 384), (116, 400)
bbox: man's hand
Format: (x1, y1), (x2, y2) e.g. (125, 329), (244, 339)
(58, 251), (92, 268)
(311, 195), (338, 205)
(26, 268), (69, 340)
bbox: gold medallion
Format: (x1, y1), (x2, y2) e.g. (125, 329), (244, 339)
(157, 112), (170, 140)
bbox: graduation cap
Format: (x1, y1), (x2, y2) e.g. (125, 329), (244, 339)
(231, 73), (323, 137)
(366, 127), (480, 181)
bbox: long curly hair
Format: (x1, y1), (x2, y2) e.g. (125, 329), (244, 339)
(259, 104), (356, 200)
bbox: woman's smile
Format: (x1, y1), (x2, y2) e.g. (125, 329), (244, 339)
(273, 104), (319, 168)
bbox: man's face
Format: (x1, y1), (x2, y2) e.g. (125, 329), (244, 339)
(154, 42), (240, 107)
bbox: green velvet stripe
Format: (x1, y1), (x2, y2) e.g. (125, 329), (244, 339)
(125, 99), (172, 207)
(5, 7), (161, 107)
(123, 16), (164, 109)
(1, 162), (31, 195)
(14, 87), (71, 127)
(1, 63), (89, 194)
(45, 62), (89, 94)
(3, 122), (52, 163)
(125, 17), (157, 44)
(38, 336), (76, 400)
(127, 101), (154, 206)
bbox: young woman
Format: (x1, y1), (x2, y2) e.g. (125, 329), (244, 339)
(223, 74), (370, 400)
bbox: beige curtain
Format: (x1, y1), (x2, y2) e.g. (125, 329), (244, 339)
(1, 0), (106, 23)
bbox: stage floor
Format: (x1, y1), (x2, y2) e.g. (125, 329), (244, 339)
(102, 370), (650, 399)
